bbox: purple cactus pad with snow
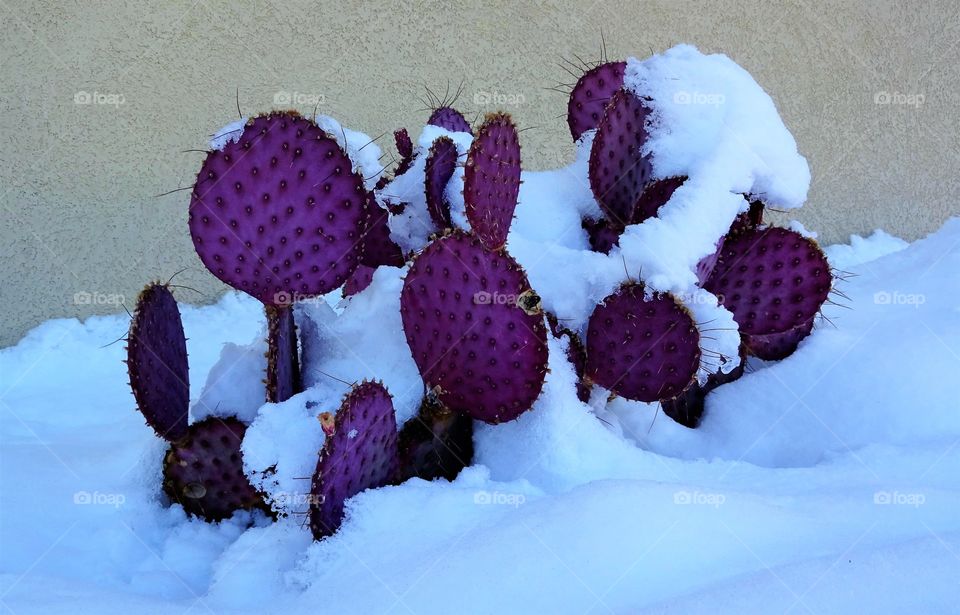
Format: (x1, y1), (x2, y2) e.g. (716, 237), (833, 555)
(424, 136), (458, 229)
(427, 107), (472, 134)
(265, 305), (300, 403)
(189, 112), (367, 305)
(343, 264), (376, 297)
(360, 193), (403, 268)
(660, 345), (746, 428)
(585, 283), (701, 403)
(162, 417), (267, 521)
(588, 90), (654, 227)
(400, 231), (548, 423)
(744, 317), (815, 360)
(127, 283), (189, 442)
(633, 176), (686, 224)
(463, 113), (522, 251)
(309, 381), (400, 539)
(547, 314), (591, 403)
(704, 227), (831, 337)
(581, 217), (622, 254)
(567, 61), (626, 141)
(375, 128), (416, 191)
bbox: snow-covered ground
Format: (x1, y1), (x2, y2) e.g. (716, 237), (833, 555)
(2, 217), (958, 614)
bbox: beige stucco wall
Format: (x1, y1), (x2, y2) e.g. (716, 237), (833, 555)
(1, 0), (957, 347)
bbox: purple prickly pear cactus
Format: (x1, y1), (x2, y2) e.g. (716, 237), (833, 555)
(588, 90), (653, 228)
(189, 111), (367, 306)
(427, 107), (472, 134)
(585, 283), (701, 403)
(633, 176), (685, 225)
(567, 61), (626, 141)
(265, 304), (300, 403)
(463, 113), (522, 251)
(547, 313), (591, 403)
(343, 264), (376, 297)
(660, 345), (746, 428)
(581, 217), (622, 254)
(127, 283), (189, 442)
(398, 393), (474, 482)
(424, 136), (459, 230)
(375, 128), (417, 191)
(360, 193), (404, 268)
(309, 381), (400, 539)
(400, 231), (549, 423)
(703, 227), (831, 353)
(162, 417), (267, 521)
(744, 317), (815, 361)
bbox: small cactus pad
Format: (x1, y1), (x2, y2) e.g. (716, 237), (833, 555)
(427, 107), (472, 134)
(343, 264), (376, 297)
(309, 382), (400, 539)
(398, 393), (474, 482)
(400, 232), (548, 423)
(585, 284), (701, 403)
(265, 304), (300, 403)
(127, 283), (189, 442)
(660, 345), (746, 428)
(463, 113), (522, 251)
(189, 112), (367, 305)
(375, 128), (416, 191)
(588, 90), (653, 227)
(567, 61), (626, 141)
(360, 194), (404, 268)
(632, 176), (686, 224)
(424, 136), (459, 229)
(744, 317), (815, 361)
(581, 217), (622, 254)
(162, 417), (267, 521)
(704, 227), (832, 336)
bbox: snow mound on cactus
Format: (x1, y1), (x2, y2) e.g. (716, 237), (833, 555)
(314, 114), (385, 190)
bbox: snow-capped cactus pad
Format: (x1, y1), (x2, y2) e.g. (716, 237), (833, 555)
(567, 61), (626, 141)
(127, 283), (189, 442)
(424, 136), (458, 229)
(189, 111), (367, 305)
(585, 284), (701, 403)
(463, 113), (522, 251)
(588, 89), (653, 228)
(265, 305), (300, 403)
(309, 381), (400, 540)
(343, 264), (376, 297)
(704, 227), (831, 344)
(427, 106), (472, 134)
(162, 417), (266, 521)
(400, 231), (548, 423)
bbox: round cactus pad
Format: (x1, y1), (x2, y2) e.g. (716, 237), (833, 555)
(463, 113), (522, 251)
(567, 61), (626, 141)
(190, 112), (367, 305)
(427, 106), (472, 134)
(400, 232), (548, 423)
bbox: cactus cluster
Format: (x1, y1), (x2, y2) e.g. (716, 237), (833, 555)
(126, 48), (834, 535)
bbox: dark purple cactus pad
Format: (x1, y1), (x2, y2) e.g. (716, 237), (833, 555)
(127, 283), (189, 442)
(265, 304), (300, 403)
(660, 345), (746, 428)
(424, 136), (459, 229)
(162, 417), (267, 521)
(400, 232), (548, 423)
(704, 227), (832, 336)
(360, 193), (403, 268)
(428, 107), (472, 134)
(744, 317), (815, 361)
(633, 176), (686, 225)
(695, 236), (726, 286)
(463, 113), (522, 251)
(581, 217), (622, 254)
(309, 381), (400, 539)
(585, 284), (701, 403)
(190, 112), (367, 305)
(398, 393), (474, 482)
(728, 199), (765, 236)
(547, 314), (591, 403)
(588, 90), (653, 227)
(567, 61), (626, 141)
(343, 264), (376, 297)
(375, 128), (417, 191)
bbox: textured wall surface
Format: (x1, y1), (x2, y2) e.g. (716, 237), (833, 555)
(1, 0), (957, 346)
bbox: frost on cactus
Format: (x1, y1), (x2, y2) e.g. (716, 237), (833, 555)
(127, 283), (189, 442)
(424, 136), (458, 229)
(585, 283), (701, 403)
(400, 231), (548, 423)
(427, 106), (472, 134)
(704, 227), (831, 360)
(309, 382), (400, 540)
(463, 113), (522, 251)
(398, 393), (474, 482)
(567, 61), (626, 141)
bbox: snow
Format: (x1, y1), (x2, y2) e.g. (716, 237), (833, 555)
(209, 118), (246, 151)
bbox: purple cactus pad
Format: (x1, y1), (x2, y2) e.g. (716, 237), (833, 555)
(190, 112), (367, 305)
(309, 381), (400, 539)
(744, 317), (815, 361)
(588, 90), (654, 227)
(547, 314), (591, 403)
(360, 193), (403, 268)
(400, 231), (548, 423)
(376, 128), (417, 191)
(463, 113), (522, 251)
(581, 217), (622, 254)
(660, 345), (746, 428)
(585, 284), (701, 403)
(633, 176), (686, 224)
(398, 394), (474, 482)
(567, 61), (626, 141)
(265, 304), (300, 403)
(343, 264), (376, 297)
(162, 417), (267, 521)
(424, 136), (458, 229)
(704, 227), (832, 336)
(427, 107), (472, 134)
(127, 283), (189, 442)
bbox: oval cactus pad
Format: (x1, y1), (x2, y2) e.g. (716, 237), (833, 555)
(400, 232), (548, 423)
(586, 284), (701, 403)
(427, 106), (472, 134)
(463, 113), (522, 250)
(424, 136), (459, 230)
(567, 61), (626, 141)
(189, 111), (367, 305)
